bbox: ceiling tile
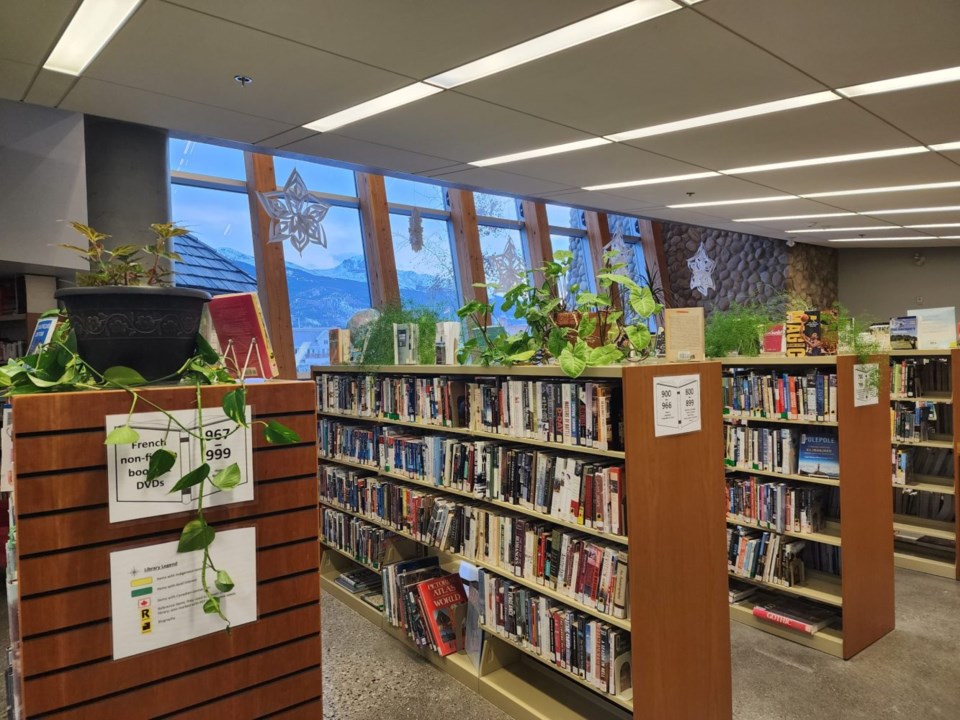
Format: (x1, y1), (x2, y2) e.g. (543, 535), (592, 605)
(337, 92), (594, 163)
(23, 68), (75, 107)
(170, 0), (625, 79)
(625, 101), (916, 169)
(279, 132), (460, 175)
(456, 9), (824, 136)
(743, 153), (960, 196)
(0, 0), (77, 65)
(0, 59), (35, 101)
(428, 166), (572, 197)
(254, 126), (314, 149)
(61, 78), (290, 143)
(855, 85), (960, 145)
(83, 0), (412, 126)
(532, 190), (662, 214)
(700, 0), (960, 88)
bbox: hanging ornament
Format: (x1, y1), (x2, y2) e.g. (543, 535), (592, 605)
(256, 168), (330, 256)
(686, 242), (716, 297)
(487, 237), (526, 291)
(409, 208), (424, 252)
(606, 226), (627, 265)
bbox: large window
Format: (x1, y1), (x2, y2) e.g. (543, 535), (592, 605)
(169, 139), (246, 180)
(273, 156), (357, 198)
(605, 214), (657, 328)
(390, 213), (458, 317)
(384, 176), (446, 210)
(170, 184), (254, 272)
(546, 204), (593, 301)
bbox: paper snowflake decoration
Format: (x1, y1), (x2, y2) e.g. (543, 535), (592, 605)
(487, 237), (526, 290)
(256, 168), (330, 255)
(686, 242), (716, 296)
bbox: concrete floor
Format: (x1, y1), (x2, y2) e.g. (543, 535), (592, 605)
(321, 567), (960, 720)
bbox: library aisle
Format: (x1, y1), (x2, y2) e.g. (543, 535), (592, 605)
(312, 569), (960, 720)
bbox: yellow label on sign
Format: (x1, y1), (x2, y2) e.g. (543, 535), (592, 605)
(140, 607), (152, 634)
(130, 576), (153, 588)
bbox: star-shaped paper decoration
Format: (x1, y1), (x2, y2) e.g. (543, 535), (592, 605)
(256, 168), (330, 255)
(487, 237), (527, 291)
(686, 242), (716, 296)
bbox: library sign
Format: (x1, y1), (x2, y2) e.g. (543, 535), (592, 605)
(653, 374), (702, 437)
(105, 406), (254, 523)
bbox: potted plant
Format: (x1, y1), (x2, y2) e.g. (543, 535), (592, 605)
(55, 222), (211, 381)
(704, 299), (780, 358)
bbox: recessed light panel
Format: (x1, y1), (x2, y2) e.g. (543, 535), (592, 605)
(584, 171), (720, 191)
(838, 65), (960, 98)
(43, 0), (142, 75)
(667, 196), (796, 209)
(470, 138), (611, 167)
(303, 83), (442, 133)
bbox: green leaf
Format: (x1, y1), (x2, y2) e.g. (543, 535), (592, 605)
(214, 569), (235, 593)
(547, 327), (568, 358)
(578, 315), (597, 339)
(178, 518), (215, 553)
(629, 286), (657, 318)
(147, 448), (177, 481)
(625, 324), (652, 352)
(39, 308), (60, 319)
(203, 597), (222, 614)
(196, 334), (220, 364)
(105, 424), (140, 445)
(559, 339), (589, 379)
(222, 387), (247, 426)
(263, 420), (300, 445)
(506, 349), (536, 363)
(210, 462), (241, 490)
(26, 374), (61, 388)
(587, 344), (623, 366)
(168, 463), (210, 493)
(553, 249), (573, 263)
(103, 366), (148, 386)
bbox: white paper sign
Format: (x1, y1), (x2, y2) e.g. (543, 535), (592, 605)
(853, 363), (880, 407)
(106, 406), (254, 523)
(654, 374), (702, 437)
(110, 527), (257, 659)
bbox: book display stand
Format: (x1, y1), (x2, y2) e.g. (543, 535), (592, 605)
(6, 382), (321, 718)
(722, 356), (895, 659)
(888, 349), (960, 579)
(313, 362), (731, 720)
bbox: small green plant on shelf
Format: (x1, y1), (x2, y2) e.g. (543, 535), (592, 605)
(704, 298), (782, 358)
(61, 221), (186, 286)
(353, 302), (440, 366)
(0, 316), (300, 629)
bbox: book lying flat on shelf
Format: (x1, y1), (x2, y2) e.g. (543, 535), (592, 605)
(751, 595), (838, 635)
(728, 578), (758, 604)
(361, 590), (385, 611)
(333, 567), (382, 594)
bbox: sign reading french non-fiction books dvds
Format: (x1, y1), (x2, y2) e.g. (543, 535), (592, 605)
(106, 406), (253, 523)
(109, 527), (257, 659)
(653, 374), (701, 437)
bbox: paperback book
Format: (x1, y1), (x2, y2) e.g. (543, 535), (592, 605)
(797, 432), (839, 479)
(889, 316), (919, 350)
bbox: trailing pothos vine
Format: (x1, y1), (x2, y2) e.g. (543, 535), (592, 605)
(0, 315), (300, 629)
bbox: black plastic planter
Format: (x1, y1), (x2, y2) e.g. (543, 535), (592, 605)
(55, 286), (211, 381)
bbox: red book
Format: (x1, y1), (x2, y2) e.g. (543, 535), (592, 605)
(751, 599), (836, 635)
(207, 292), (279, 379)
(763, 324), (785, 354)
(415, 575), (468, 656)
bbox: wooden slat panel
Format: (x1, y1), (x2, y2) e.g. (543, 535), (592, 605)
(623, 362), (732, 720)
(44, 635), (321, 720)
(18, 475), (316, 555)
(838, 355), (895, 658)
(168, 667), (322, 720)
(638, 219), (673, 309)
(263, 698), (324, 719)
(24, 606), (320, 716)
(583, 210), (610, 282)
(520, 200), (552, 287)
(448, 188), (488, 309)
(356, 172), (401, 308)
(22, 572), (319, 675)
(11, 382), (313, 434)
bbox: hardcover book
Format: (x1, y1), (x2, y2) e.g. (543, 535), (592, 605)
(762, 324), (785, 354)
(26, 316), (57, 356)
(785, 311), (807, 357)
(415, 574), (468, 656)
(798, 431), (839, 479)
(751, 596), (837, 634)
(890, 316), (919, 350)
(207, 292), (279, 378)
(801, 310), (823, 356)
(328, 328), (351, 364)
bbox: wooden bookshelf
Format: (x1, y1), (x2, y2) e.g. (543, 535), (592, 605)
(313, 363), (731, 720)
(721, 356), (895, 659)
(889, 348), (960, 580)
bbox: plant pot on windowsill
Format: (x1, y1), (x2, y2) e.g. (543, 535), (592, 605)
(55, 286), (211, 381)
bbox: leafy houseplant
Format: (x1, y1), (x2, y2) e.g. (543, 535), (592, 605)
(55, 222), (212, 381)
(353, 302), (439, 366)
(0, 318), (300, 628)
(704, 300), (781, 358)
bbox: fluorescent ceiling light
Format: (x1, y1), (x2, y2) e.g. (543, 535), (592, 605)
(470, 138), (611, 167)
(734, 212), (856, 222)
(937, 236), (960, 239)
(722, 146), (927, 175)
(827, 236), (936, 243)
(905, 223), (960, 228)
(607, 91), (838, 142)
(426, 0), (679, 89)
(43, 0), (141, 75)
(788, 225), (899, 233)
(931, 140), (960, 152)
(666, 195), (796, 209)
(583, 171), (720, 191)
(838, 65), (960, 98)
(869, 205), (960, 215)
(303, 83), (442, 132)
(803, 180), (960, 199)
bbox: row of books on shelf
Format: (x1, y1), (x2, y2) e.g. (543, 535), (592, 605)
(318, 464), (629, 619)
(891, 401), (953, 442)
(318, 419), (628, 537)
(725, 476), (838, 536)
(722, 369), (838, 422)
(382, 557), (468, 656)
(890, 356), (951, 399)
(316, 373), (624, 451)
(891, 446), (955, 485)
(725, 426), (839, 479)
(479, 569), (632, 700)
(321, 507), (400, 569)
(727, 525), (842, 587)
(729, 581), (838, 635)
(893, 487), (955, 523)
(0, 341), (23, 363)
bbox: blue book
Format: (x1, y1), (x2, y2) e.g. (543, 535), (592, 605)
(26, 316), (58, 356)
(797, 432), (840, 479)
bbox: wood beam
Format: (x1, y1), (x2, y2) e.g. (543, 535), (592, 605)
(355, 172), (401, 308)
(584, 210), (611, 282)
(520, 199), (553, 287)
(243, 151), (296, 379)
(447, 189), (488, 308)
(638, 219), (674, 308)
